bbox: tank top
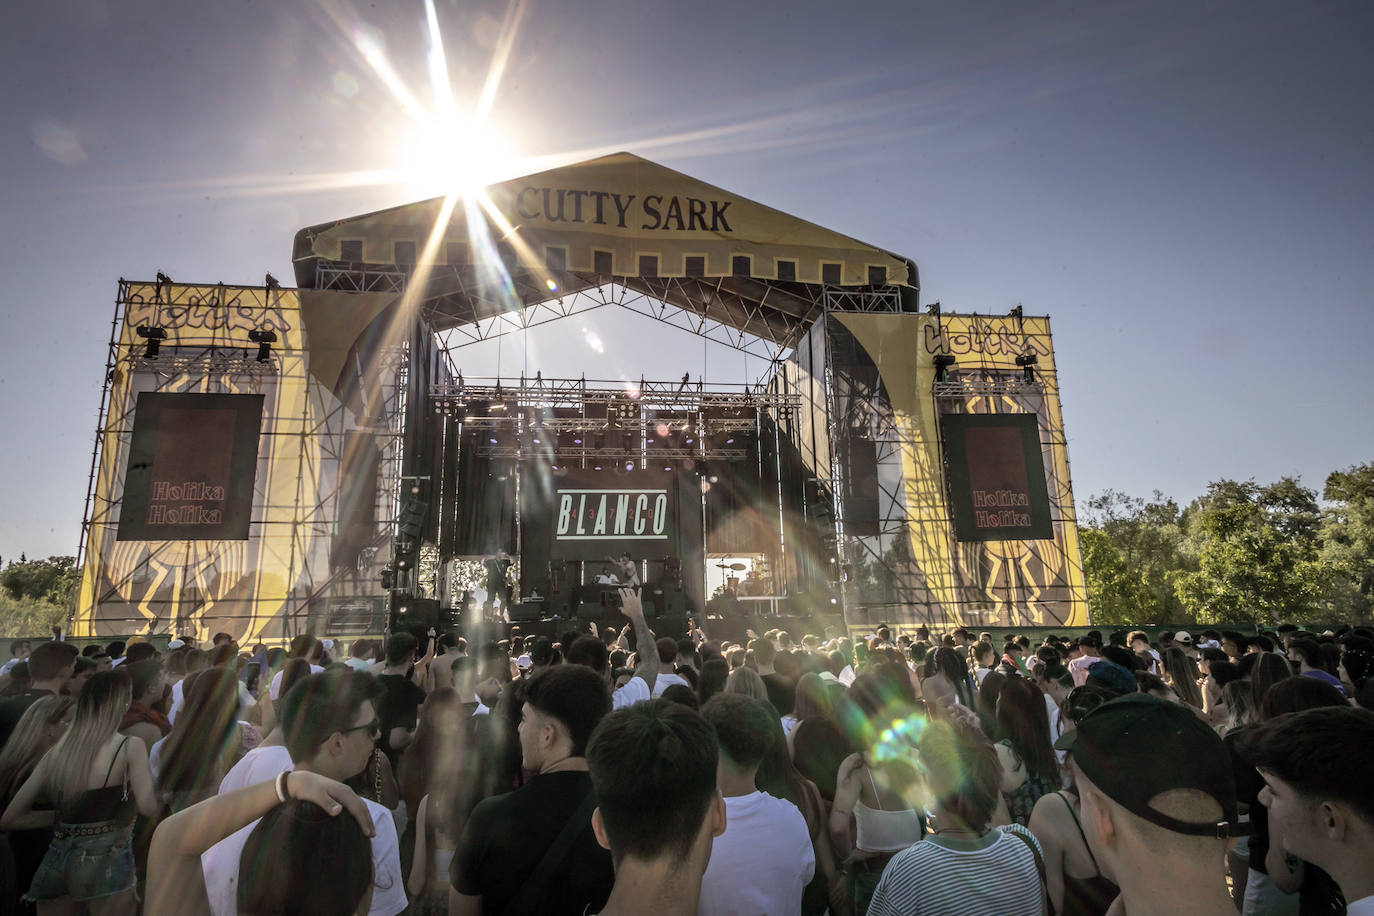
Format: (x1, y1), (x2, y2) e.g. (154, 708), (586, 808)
(1055, 792), (1118, 916)
(58, 736), (137, 826)
(853, 769), (924, 852)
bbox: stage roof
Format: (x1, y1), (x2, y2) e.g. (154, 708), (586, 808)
(292, 152), (919, 351)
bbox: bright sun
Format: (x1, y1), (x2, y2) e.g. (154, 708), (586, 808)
(400, 113), (516, 199)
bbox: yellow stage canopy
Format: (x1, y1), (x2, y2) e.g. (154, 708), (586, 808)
(293, 152), (918, 351)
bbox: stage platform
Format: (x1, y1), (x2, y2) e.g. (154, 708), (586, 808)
(446, 611), (847, 650)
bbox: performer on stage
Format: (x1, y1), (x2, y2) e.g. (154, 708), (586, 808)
(604, 552), (640, 587)
(482, 550), (513, 620)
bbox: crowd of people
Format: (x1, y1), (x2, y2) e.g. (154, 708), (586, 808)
(0, 604), (1371, 916)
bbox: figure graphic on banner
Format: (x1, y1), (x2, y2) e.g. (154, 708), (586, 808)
(482, 551), (512, 621)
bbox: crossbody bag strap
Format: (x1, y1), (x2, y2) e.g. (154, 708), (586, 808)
(1059, 791), (1104, 877)
(1008, 825), (1047, 890)
(508, 790), (598, 913)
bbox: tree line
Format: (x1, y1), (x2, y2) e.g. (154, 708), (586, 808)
(0, 555), (76, 635)
(1078, 462), (1374, 626)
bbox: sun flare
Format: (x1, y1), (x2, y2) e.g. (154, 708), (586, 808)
(398, 113), (517, 199)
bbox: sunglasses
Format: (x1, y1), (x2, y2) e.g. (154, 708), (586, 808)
(339, 719), (381, 740)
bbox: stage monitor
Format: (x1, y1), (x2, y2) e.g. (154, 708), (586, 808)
(117, 392), (264, 541)
(940, 413), (1053, 542)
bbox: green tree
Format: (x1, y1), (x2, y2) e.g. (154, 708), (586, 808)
(1078, 526), (1153, 625)
(0, 556), (78, 606)
(1318, 463), (1374, 620)
(1080, 490), (1190, 623)
(0, 594), (67, 638)
(1174, 478), (1323, 625)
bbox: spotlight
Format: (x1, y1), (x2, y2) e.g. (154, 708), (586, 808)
(136, 325), (167, 359)
(248, 329), (276, 363)
(265, 272), (280, 290)
(925, 301), (941, 316)
(1015, 353), (1038, 385)
(1009, 304), (1023, 320)
(934, 353), (957, 383)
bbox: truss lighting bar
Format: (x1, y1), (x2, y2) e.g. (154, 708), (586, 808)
(430, 378), (800, 413)
(478, 445), (748, 461)
(932, 372), (1045, 398)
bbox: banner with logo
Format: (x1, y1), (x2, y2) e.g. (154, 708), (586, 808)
(118, 393), (264, 540)
(522, 467), (702, 565)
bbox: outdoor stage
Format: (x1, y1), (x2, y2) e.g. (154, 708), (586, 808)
(70, 151), (1088, 642)
(449, 611), (848, 653)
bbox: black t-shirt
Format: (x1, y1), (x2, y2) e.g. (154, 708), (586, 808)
(485, 558), (511, 590)
(1226, 725), (1271, 873)
(375, 674), (426, 766)
(0, 689), (54, 749)
(452, 770), (613, 916)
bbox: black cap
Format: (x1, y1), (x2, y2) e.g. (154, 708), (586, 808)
(1055, 693), (1237, 838)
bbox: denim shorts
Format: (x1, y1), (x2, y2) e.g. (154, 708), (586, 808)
(23, 822), (135, 902)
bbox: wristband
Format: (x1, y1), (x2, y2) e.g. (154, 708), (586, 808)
(275, 770), (290, 803)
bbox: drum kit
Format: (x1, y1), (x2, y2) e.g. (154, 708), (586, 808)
(715, 561), (747, 591)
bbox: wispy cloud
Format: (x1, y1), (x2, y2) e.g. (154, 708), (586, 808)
(31, 118), (86, 166)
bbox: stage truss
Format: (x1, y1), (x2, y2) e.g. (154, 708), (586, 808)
(764, 309), (1088, 629)
(72, 280), (412, 641)
(430, 377), (799, 462)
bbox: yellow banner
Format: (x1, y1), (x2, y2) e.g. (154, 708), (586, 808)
(832, 312), (1086, 628)
(73, 283), (340, 643)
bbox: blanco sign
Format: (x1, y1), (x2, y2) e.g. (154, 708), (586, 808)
(556, 488), (669, 540)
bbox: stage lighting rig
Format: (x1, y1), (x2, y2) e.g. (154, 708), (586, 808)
(136, 325), (167, 359)
(248, 329), (276, 363)
(1015, 352), (1038, 385)
(925, 301), (941, 316)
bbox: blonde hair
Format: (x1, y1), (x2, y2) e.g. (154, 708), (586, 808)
(42, 669), (132, 805)
(724, 666), (767, 700)
(0, 695), (74, 806)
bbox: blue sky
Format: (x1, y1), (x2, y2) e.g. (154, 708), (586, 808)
(1, 0), (1371, 563)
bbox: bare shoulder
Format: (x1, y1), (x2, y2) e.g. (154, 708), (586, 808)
(1028, 790), (1071, 834)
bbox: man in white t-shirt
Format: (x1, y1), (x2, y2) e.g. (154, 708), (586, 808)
(1242, 706), (1374, 915)
(267, 634), (327, 700)
(650, 637), (689, 697)
(566, 587), (659, 709)
(697, 694), (814, 916)
(0, 640), (30, 677)
(1128, 631), (1161, 674)
(201, 668), (406, 916)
